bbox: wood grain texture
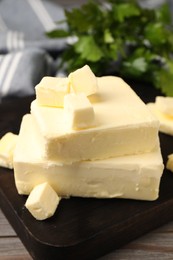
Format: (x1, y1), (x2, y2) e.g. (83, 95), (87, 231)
(2, 207), (173, 259)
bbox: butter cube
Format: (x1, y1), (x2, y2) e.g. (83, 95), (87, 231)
(156, 96), (173, 117)
(64, 93), (95, 130)
(147, 102), (173, 136)
(68, 65), (98, 96)
(25, 182), (60, 220)
(166, 154), (173, 172)
(0, 132), (18, 169)
(35, 76), (69, 107)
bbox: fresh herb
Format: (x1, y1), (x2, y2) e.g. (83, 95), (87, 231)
(47, 0), (173, 96)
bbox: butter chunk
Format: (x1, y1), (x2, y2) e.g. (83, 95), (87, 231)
(31, 76), (159, 163)
(25, 182), (60, 220)
(68, 65), (98, 96)
(14, 115), (164, 201)
(166, 154), (173, 172)
(35, 76), (69, 107)
(156, 96), (173, 117)
(64, 93), (95, 130)
(147, 102), (173, 136)
(0, 132), (18, 169)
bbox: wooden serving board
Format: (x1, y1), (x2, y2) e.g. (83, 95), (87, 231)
(1, 85), (173, 260)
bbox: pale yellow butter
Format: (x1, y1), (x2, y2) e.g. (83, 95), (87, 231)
(14, 114), (164, 201)
(147, 102), (173, 136)
(25, 182), (60, 220)
(31, 76), (159, 163)
(64, 93), (95, 130)
(35, 76), (69, 108)
(0, 132), (18, 169)
(156, 96), (173, 117)
(68, 65), (98, 96)
(166, 154), (173, 172)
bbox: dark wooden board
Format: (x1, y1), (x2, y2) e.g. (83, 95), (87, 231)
(1, 84), (173, 260)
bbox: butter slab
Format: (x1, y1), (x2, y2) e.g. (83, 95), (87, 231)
(13, 114), (164, 201)
(31, 76), (159, 163)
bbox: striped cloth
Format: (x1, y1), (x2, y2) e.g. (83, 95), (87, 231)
(0, 0), (66, 53)
(0, 48), (53, 99)
(0, 0), (67, 99)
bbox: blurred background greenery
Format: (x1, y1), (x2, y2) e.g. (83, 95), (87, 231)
(47, 0), (173, 96)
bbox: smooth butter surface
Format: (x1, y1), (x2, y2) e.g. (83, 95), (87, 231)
(31, 76), (159, 163)
(14, 115), (164, 201)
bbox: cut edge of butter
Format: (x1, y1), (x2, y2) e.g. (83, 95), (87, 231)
(25, 182), (61, 220)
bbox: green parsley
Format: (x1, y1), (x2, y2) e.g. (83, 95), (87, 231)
(47, 0), (173, 96)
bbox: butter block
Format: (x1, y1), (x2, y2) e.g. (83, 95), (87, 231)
(31, 76), (159, 163)
(68, 65), (98, 96)
(155, 96), (173, 117)
(25, 182), (60, 220)
(64, 93), (95, 130)
(35, 76), (69, 107)
(147, 102), (173, 136)
(0, 132), (18, 169)
(13, 115), (164, 201)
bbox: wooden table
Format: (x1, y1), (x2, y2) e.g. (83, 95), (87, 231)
(1, 208), (173, 259)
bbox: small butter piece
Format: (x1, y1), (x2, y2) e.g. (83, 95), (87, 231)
(0, 132), (18, 169)
(68, 65), (98, 96)
(147, 102), (173, 136)
(64, 93), (95, 130)
(166, 154), (173, 172)
(35, 76), (69, 107)
(155, 96), (173, 117)
(25, 182), (60, 220)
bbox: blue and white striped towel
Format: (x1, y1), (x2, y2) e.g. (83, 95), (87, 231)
(0, 48), (53, 99)
(0, 0), (66, 53)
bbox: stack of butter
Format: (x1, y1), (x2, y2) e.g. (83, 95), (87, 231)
(13, 65), (164, 219)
